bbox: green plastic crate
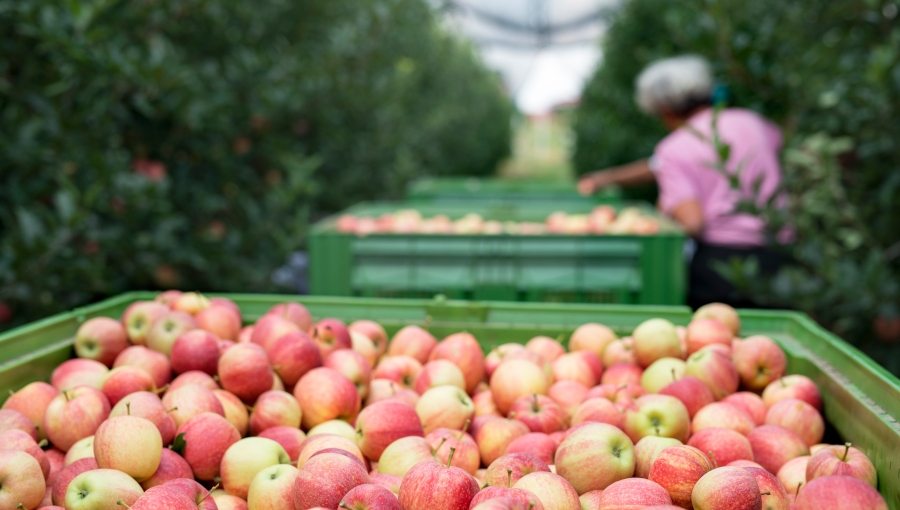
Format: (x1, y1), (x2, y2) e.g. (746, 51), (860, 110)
(406, 177), (623, 206)
(0, 293), (898, 507)
(309, 201), (686, 305)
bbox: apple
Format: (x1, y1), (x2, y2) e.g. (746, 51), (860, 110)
(2, 381), (58, 439)
(690, 466), (762, 510)
(121, 300), (170, 345)
(0, 429), (50, 479)
(50, 358), (108, 391)
(251, 314), (301, 351)
(398, 456), (479, 510)
(145, 310), (198, 356)
(579, 490), (603, 510)
(175, 411), (240, 480)
(687, 428), (754, 467)
(792, 475), (887, 510)
(429, 332), (486, 394)
(502, 350), (553, 384)
(325, 349), (373, 399)
(526, 335), (566, 362)
(601, 362), (642, 386)
(475, 416), (530, 466)
(427, 427), (481, 475)
(377, 436), (436, 477)
(209, 389), (248, 437)
(623, 394), (691, 443)
(309, 419), (357, 442)
(0, 408), (37, 440)
(170, 330), (221, 375)
(555, 422), (634, 494)
(169, 370), (219, 392)
(570, 397), (623, 429)
(742, 466), (790, 510)
(658, 376), (714, 418)
(372, 356), (423, 389)
(747, 425), (810, 474)
(295, 367), (361, 429)
(508, 394), (565, 434)
(64, 435), (95, 466)
(218, 342), (274, 403)
(258, 426), (306, 463)
(685, 318), (732, 355)
(764, 398), (824, 446)
(761, 375), (822, 411)
(139, 448), (193, 489)
(633, 436), (682, 478)
(414, 359), (467, 394)
(683, 350), (739, 400)
(355, 400), (424, 461)
(107, 391), (172, 445)
(691, 402), (755, 436)
(340, 483), (403, 510)
(485, 344), (527, 380)
(483, 452), (551, 487)
(601, 339), (637, 367)
(513, 471), (581, 510)
(721, 392), (767, 425)
(93, 415), (162, 482)
(648, 445), (714, 508)
(266, 301), (313, 331)
(160, 383), (225, 429)
(155, 289), (183, 306)
(195, 303), (242, 341)
(388, 324), (438, 363)
(45, 447), (65, 485)
(693, 303), (740, 336)
(249, 390), (302, 435)
(247, 464), (299, 510)
(632, 318), (682, 368)
(546, 380), (588, 421)
(551, 352), (598, 387)
(350, 331), (379, 367)
(732, 335), (787, 390)
(212, 490), (250, 510)
(171, 292), (211, 315)
(312, 318), (353, 358)
(294, 451), (370, 508)
(221, 437), (291, 499)
(775, 455), (808, 496)
(51, 458), (98, 506)
(297, 434), (366, 468)
(100, 366), (156, 406)
(265, 330), (322, 388)
(350, 319), (389, 357)
(416, 385), (475, 434)
(490, 360), (550, 416)
(130, 478), (217, 510)
(473, 389), (501, 417)
(806, 443), (877, 487)
(568, 323), (617, 359)
(65, 468), (143, 510)
(503, 432), (556, 465)
(0, 449), (45, 509)
(641, 357), (686, 393)
(43, 386), (111, 452)
(74, 317), (129, 367)
(471, 496), (541, 510)
(472, 487), (546, 509)
(598, 478), (673, 508)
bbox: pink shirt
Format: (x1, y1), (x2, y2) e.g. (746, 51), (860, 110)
(653, 108), (783, 247)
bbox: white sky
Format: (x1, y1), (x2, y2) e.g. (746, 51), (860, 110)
(441, 0), (619, 114)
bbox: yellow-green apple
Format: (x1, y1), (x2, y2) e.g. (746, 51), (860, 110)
(161, 383), (225, 429)
(249, 390), (302, 435)
(600, 362), (642, 386)
(175, 411), (240, 480)
(687, 428), (753, 466)
(377, 436), (436, 477)
(155, 289), (183, 306)
(503, 349), (553, 384)
(513, 471), (580, 510)
(427, 427), (481, 474)
(372, 356), (423, 390)
(0, 409), (37, 440)
(266, 301), (313, 331)
(51, 458), (98, 506)
(139, 448), (193, 489)
(356, 400), (424, 461)
(43, 386), (111, 451)
(0, 449), (46, 509)
(484, 452), (550, 487)
(171, 292), (210, 315)
(325, 349), (372, 399)
(121, 300), (170, 345)
(109, 391), (174, 444)
(350, 319), (389, 357)
(509, 394), (565, 434)
(775, 455), (808, 496)
(684, 350), (738, 400)
(806, 443), (876, 487)
(294, 451), (370, 508)
(370, 473), (402, 494)
(297, 434), (366, 467)
(74, 317), (129, 367)
(429, 332), (485, 394)
(169, 369), (219, 392)
(691, 402), (755, 435)
(570, 397), (623, 429)
(551, 352), (598, 387)
(130, 478), (216, 510)
(685, 318), (732, 355)
(146, 310), (197, 356)
(258, 426), (306, 462)
(265, 330), (322, 388)
(632, 319), (683, 368)
(765, 398), (824, 446)
(555, 422), (634, 494)
(761, 375), (822, 411)
(416, 385), (475, 434)
(546, 380), (587, 422)
(221, 437), (291, 499)
(93, 415), (162, 482)
(793, 475), (887, 510)
(312, 318), (353, 359)
(648, 445), (714, 507)
(251, 314), (301, 351)
(2, 381), (58, 440)
(722, 392), (767, 425)
(414, 359), (467, 394)
(599, 478), (673, 508)
(641, 357), (686, 393)
(170, 330), (221, 375)
(634, 436), (682, 478)
(693, 302), (740, 336)
(100, 366), (156, 406)
(196, 302), (242, 341)
(475, 416), (530, 466)
(526, 335), (566, 362)
(504, 432), (556, 465)
(50, 358), (108, 391)
(690, 466), (762, 510)
(398, 455), (479, 510)
(658, 375), (714, 418)
(340, 483), (403, 510)
(212, 490), (249, 510)
(568, 323), (617, 359)
(295, 367), (360, 429)
(64, 435), (95, 466)
(731, 335), (786, 390)
(747, 425), (810, 474)
(218, 343), (274, 404)
(743, 466), (790, 510)
(0, 429), (49, 479)
(247, 464), (299, 510)
(65, 468), (143, 510)
(309, 419), (356, 441)
(485, 344), (527, 379)
(623, 394), (691, 443)
(388, 324), (437, 364)
(211, 389), (249, 437)
(490, 360), (549, 416)
(601, 339), (636, 367)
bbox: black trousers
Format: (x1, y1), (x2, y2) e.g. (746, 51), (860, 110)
(688, 242), (788, 310)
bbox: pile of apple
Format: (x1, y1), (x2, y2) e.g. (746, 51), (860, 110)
(0, 293), (888, 510)
(334, 206), (660, 237)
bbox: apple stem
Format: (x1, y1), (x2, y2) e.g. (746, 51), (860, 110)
(458, 419), (471, 440)
(795, 482), (803, 497)
(431, 437), (447, 455)
(17, 504), (25, 509)
(200, 483), (219, 502)
(63, 390), (71, 402)
(244, 404), (254, 413)
(116, 501), (131, 508)
(508, 412), (517, 420)
(707, 450), (718, 468)
(531, 393), (540, 413)
(779, 377), (786, 388)
(507, 468), (512, 488)
(446, 446), (456, 468)
(339, 504), (351, 509)
(671, 368), (677, 382)
(272, 365), (281, 371)
(152, 384), (170, 395)
(390, 382), (397, 396)
(528, 503), (535, 510)
(126, 402), (131, 416)
(842, 442), (852, 462)
(37, 439), (48, 448)
(555, 333), (565, 344)
(166, 407), (178, 413)
(760, 491), (771, 496)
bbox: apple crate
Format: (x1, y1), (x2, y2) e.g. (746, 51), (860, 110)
(309, 201), (687, 305)
(405, 177), (623, 206)
(0, 293), (898, 506)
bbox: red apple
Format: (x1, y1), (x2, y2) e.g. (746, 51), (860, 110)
(93, 415), (162, 482)
(295, 367), (360, 429)
(805, 443), (876, 487)
(293, 451), (370, 509)
(473, 389), (501, 417)
(470, 487), (545, 509)
(218, 342), (274, 403)
(139, 448), (193, 490)
(504, 432), (556, 465)
(388, 325), (438, 364)
(356, 400), (423, 461)
(685, 318), (732, 355)
(312, 318), (353, 359)
(526, 335), (566, 362)
(687, 428), (753, 467)
(212, 490), (249, 510)
(551, 352), (598, 387)
(598, 478), (673, 508)
(426, 427), (481, 475)
(214, 389), (249, 437)
(623, 394), (691, 444)
(568, 323), (617, 359)
(765, 398), (824, 446)
(51, 458), (98, 506)
(555, 422), (635, 494)
(370, 473), (402, 494)
(693, 303), (740, 336)
(100, 366), (156, 406)
(2, 382), (58, 440)
(169, 370), (219, 392)
(648, 445), (714, 508)
(429, 332), (486, 394)
(43, 386), (111, 452)
(570, 397), (623, 429)
(732, 335), (787, 390)
(502, 350), (553, 384)
(113, 346), (172, 389)
(351, 331), (379, 367)
(0, 429), (50, 479)
(258, 426), (306, 462)
(399, 456), (479, 510)
(249, 390), (300, 435)
(792, 475), (887, 510)
(350, 320), (389, 357)
(485, 344), (527, 380)
(176, 411), (240, 480)
(131, 478), (217, 510)
(691, 402), (755, 436)
(50, 358), (108, 391)
(266, 302), (312, 331)
(196, 304), (242, 341)
(297, 434), (365, 467)
(109, 391), (176, 445)
(0, 449), (47, 510)
(690, 466), (762, 510)
(633, 436), (682, 478)
(74, 317), (129, 367)
(775, 455), (809, 496)
(483, 452), (550, 488)
(121, 300), (170, 345)
(414, 359), (467, 394)
(146, 310), (198, 356)
(761, 375), (822, 411)
(601, 339), (637, 367)
(721, 392), (767, 425)
(170, 330), (221, 375)
(509, 394), (565, 434)
(324, 348), (372, 399)
(546, 380), (588, 421)
(490, 360), (550, 416)
(0, 408), (38, 440)
(265, 330), (322, 388)
(251, 314), (301, 351)
(45, 447), (65, 485)
(513, 471), (581, 510)
(372, 356), (423, 390)
(684, 350), (739, 400)
(743, 466), (790, 510)
(600, 362), (642, 386)
(658, 376), (714, 418)
(340, 483), (402, 510)
(747, 425), (810, 474)
(154, 290), (183, 306)
(475, 416), (530, 466)
(160, 383), (225, 429)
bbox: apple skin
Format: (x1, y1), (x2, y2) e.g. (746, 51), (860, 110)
(65, 468), (144, 510)
(93, 415), (162, 482)
(632, 318), (683, 368)
(684, 350), (738, 400)
(247, 464), (300, 510)
(685, 318), (732, 355)
(171, 292), (211, 315)
(146, 310), (198, 356)
(221, 436), (292, 499)
(258, 426), (307, 462)
(579, 490), (603, 510)
(376, 436), (435, 477)
(805, 444), (877, 487)
(551, 352), (598, 387)
(295, 367), (361, 430)
(131, 478), (217, 510)
(50, 358), (109, 391)
(251, 314), (301, 351)
(476, 416), (530, 466)
(121, 300), (170, 345)
(513, 471), (581, 510)
(169, 370), (219, 392)
(297, 434), (366, 468)
(195, 303), (242, 341)
(45, 447), (65, 485)
(601, 339), (637, 367)
(509, 394), (565, 434)
(598, 478), (673, 508)
(490, 360), (550, 416)
(693, 303), (741, 336)
(429, 332), (486, 395)
(388, 324), (438, 364)
(761, 375), (822, 411)
(2, 381), (59, 438)
(568, 323), (617, 359)
(731, 335), (787, 391)
(764, 398), (824, 446)
(170, 330), (221, 375)
(340, 483), (403, 510)
(109, 391), (174, 445)
(139, 448), (193, 490)
(427, 427), (481, 475)
(623, 394), (691, 444)
(161, 383), (225, 429)
(350, 319), (389, 357)
(570, 397), (623, 429)
(64, 435), (95, 466)
(774, 455), (808, 499)
(0, 449), (46, 510)
(546, 380), (588, 421)
(648, 445), (713, 508)
(0, 408), (38, 440)
(264, 330), (322, 388)
(555, 422), (635, 494)
(218, 342), (274, 404)
(266, 302), (313, 331)
(249, 390), (302, 435)
(0, 430), (49, 479)
(210, 389), (248, 437)
(690, 466), (762, 510)
(293, 451), (371, 509)
(311, 318), (353, 359)
(469, 487), (546, 509)
(175, 411), (240, 480)
(600, 362), (642, 386)
(792, 475), (887, 510)
(51, 457), (99, 505)
(747, 425), (810, 474)
(633, 436), (683, 479)
(372, 356), (424, 389)
(504, 432), (557, 465)
(641, 357), (686, 393)
(43, 386), (111, 452)
(691, 402), (755, 436)
(355, 400), (424, 462)
(398, 459), (480, 510)
(350, 331), (379, 367)
(658, 376), (715, 418)
(74, 317), (130, 367)
(721, 392), (768, 426)
(309, 419), (357, 442)
(743, 466), (790, 510)
(687, 428), (754, 467)
(526, 335), (566, 362)
(483, 452), (551, 488)
(324, 348), (373, 399)
(414, 359), (467, 394)
(212, 489), (250, 510)
(473, 389), (501, 417)
(100, 366), (156, 406)
(155, 289), (183, 306)
(485, 344), (527, 380)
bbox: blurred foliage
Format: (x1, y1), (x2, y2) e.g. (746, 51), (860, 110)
(0, 0), (512, 330)
(574, 0), (900, 366)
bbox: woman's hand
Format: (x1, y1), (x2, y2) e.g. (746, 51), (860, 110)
(577, 159), (655, 195)
(577, 171), (615, 195)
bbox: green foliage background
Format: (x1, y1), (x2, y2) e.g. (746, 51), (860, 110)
(0, 0), (512, 329)
(573, 0), (900, 369)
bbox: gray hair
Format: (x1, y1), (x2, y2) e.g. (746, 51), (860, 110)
(635, 55), (713, 117)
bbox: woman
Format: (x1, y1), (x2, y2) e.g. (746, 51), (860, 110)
(578, 55), (787, 309)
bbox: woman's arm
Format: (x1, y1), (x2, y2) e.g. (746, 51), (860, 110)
(577, 159), (656, 195)
(671, 199), (705, 238)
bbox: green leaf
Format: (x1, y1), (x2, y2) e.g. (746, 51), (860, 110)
(171, 433), (187, 455)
